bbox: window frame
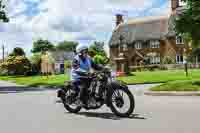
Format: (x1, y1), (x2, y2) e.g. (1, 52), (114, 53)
(150, 40), (160, 48)
(135, 41), (142, 49)
(150, 56), (160, 64)
(179, 0), (186, 7)
(176, 36), (184, 45)
(176, 54), (184, 64)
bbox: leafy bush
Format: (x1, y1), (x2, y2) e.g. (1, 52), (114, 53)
(64, 60), (72, 69)
(159, 65), (168, 70)
(93, 54), (109, 65)
(0, 68), (8, 76)
(30, 53), (42, 74)
(0, 56), (32, 76)
(89, 42), (109, 65)
(9, 47), (25, 56)
(161, 56), (176, 64)
(148, 65), (159, 71)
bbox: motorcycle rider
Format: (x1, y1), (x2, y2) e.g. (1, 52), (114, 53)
(71, 43), (103, 107)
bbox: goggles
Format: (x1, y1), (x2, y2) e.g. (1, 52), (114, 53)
(81, 49), (88, 54)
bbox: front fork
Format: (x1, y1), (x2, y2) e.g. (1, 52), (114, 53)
(105, 78), (127, 107)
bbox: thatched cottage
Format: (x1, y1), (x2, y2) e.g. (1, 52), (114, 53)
(109, 0), (197, 69)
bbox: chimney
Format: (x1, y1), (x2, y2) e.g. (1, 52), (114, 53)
(171, 0), (179, 11)
(116, 14), (124, 27)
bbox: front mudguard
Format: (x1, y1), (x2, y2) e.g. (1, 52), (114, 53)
(106, 80), (129, 106)
(57, 81), (73, 98)
(57, 89), (65, 98)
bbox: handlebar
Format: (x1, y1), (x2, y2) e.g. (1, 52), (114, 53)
(76, 67), (112, 79)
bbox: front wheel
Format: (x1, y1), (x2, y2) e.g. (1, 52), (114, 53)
(109, 87), (135, 117)
(61, 87), (82, 113)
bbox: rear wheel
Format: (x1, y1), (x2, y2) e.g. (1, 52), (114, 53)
(61, 87), (81, 113)
(109, 87), (135, 117)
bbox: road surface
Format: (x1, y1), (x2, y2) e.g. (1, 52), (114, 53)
(0, 81), (200, 133)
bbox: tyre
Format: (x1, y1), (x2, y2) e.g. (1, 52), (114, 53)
(109, 87), (135, 117)
(61, 87), (81, 113)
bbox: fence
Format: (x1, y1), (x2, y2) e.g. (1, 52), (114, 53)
(162, 64), (200, 69)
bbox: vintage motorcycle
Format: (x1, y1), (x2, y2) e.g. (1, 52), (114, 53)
(57, 67), (135, 117)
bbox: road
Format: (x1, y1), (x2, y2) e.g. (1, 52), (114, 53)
(0, 81), (200, 133)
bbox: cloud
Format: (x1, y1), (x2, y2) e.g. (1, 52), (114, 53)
(0, 0), (171, 58)
(148, 0), (171, 16)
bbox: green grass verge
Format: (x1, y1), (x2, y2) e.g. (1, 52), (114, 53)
(0, 69), (200, 88)
(0, 74), (70, 87)
(150, 80), (200, 91)
(117, 69), (200, 84)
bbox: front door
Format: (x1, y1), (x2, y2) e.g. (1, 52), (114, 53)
(60, 64), (65, 73)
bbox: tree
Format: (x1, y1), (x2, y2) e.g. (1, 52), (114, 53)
(89, 41), (109, 65)
(90, 41), (106, 55)
(56, 41), (78, 52)
(30, 53), (42, 74)
(32, 39), (55, 53)
(175, 0), (200, 48)
(175, 0), (200, 76)
(9, 47), (25, 56)
(0, 0), (9, 22)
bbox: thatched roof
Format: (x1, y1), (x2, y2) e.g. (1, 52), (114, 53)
(109, 16), (171, 46)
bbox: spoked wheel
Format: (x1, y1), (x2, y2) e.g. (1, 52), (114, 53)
(109, 87), (135, 117)
(62, 88), (81, 113)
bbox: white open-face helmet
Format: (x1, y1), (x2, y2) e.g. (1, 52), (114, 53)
(76, 44), (89, 54)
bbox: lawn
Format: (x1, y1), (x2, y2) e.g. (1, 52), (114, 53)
(0, 69), (200, 88)
(150, 80), (200, 91)
(0, 74), (70, 87)
(118, 69), (200, 84)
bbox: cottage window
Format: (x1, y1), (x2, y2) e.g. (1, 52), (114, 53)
(135, 42), (142, 49)
(176, 36), (184, 44)
(122, 44), (128, 51)
(150, 56), (160, 64)
(150, 40), (160, 48)
(176, 54), (183, 64)
(196, 54), (200, 64)
(179, 0), (186, 6)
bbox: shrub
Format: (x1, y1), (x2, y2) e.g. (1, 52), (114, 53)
(93, 54), (109, 65)
(159, 65), (168, 70)
(161, 56), (176, 64)
(64, 60), (72, 69)
(88, 42), (109, 65)
(0, 68), (8, 76)
(141, 65), (160, 71)
(0, 56), (32, 76)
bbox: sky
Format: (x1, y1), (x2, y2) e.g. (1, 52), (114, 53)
(0, 0), (171, 57)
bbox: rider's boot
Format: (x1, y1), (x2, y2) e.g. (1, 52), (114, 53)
(77, 95), (87, 107)
(88, 98), (97, 107)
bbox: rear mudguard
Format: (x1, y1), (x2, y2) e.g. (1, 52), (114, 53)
(106, 80), (129, 107)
